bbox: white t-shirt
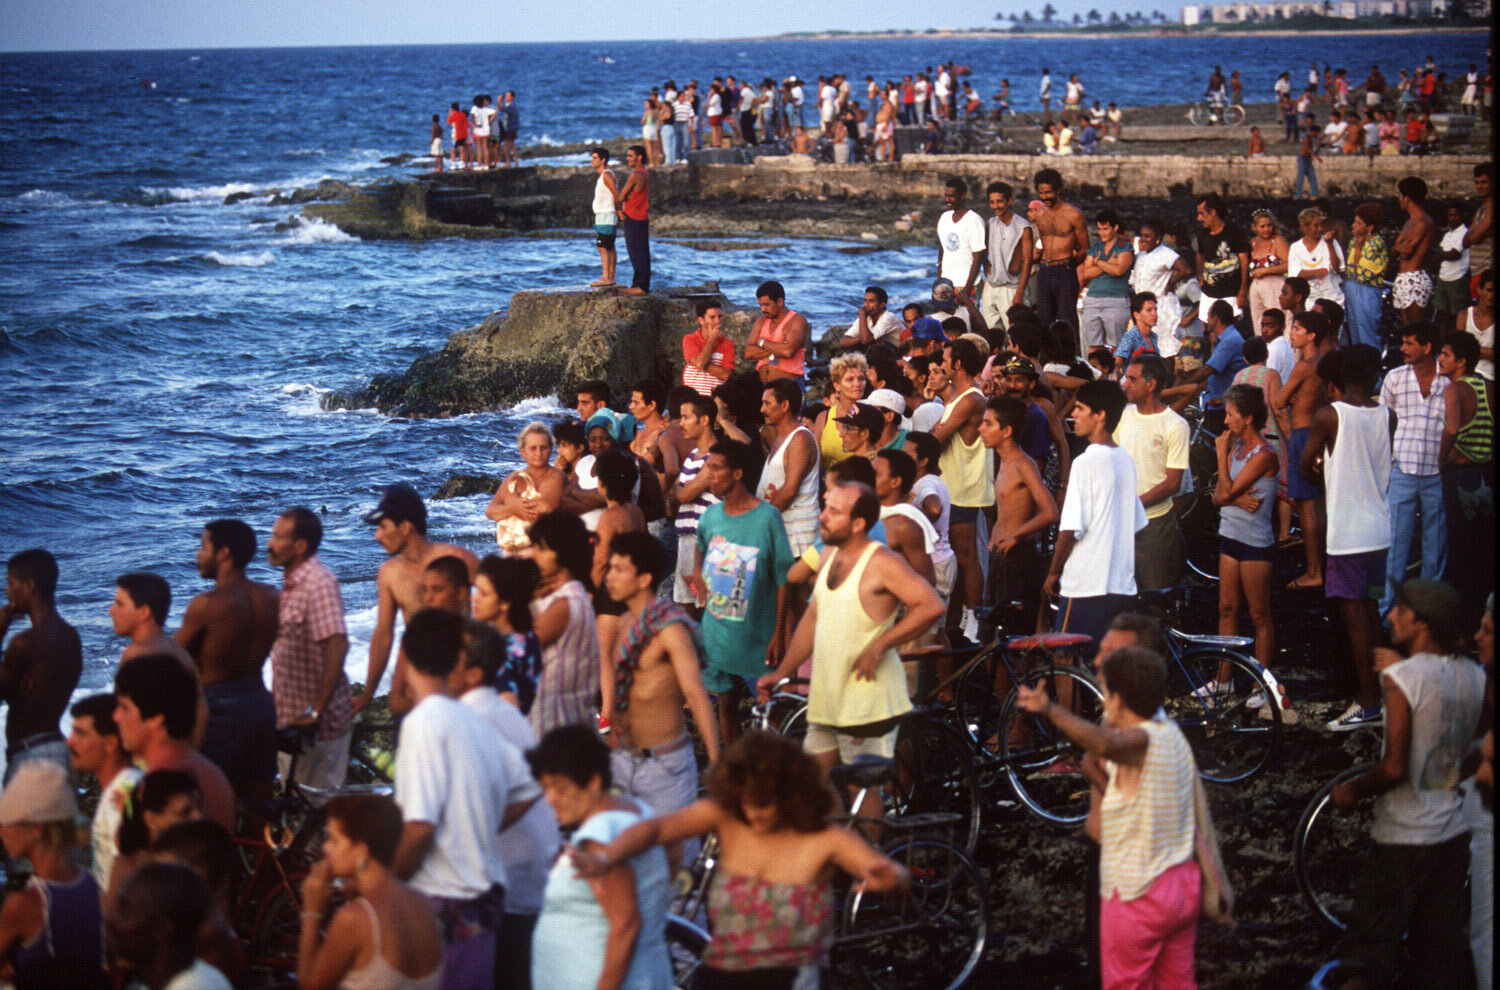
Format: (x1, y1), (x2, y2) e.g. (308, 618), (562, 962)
(842, 310), (903, 342)
(395, 693), (542, 900)
(911, 400), (945, 433)
(1439, 225), (1470, 282)
(164, 960), (233, 990)
(1129, 243), (1185, 354)
(739, 83), (755, 108)
(93, 765), (142, 889)
(461, 687), (560, 915)
(910, 474), (952, 562)
(985, 213), (1030, 288)
(790, 85), (804, 108)
(1287, 237), (1345, 306)
(470, 105), (494, 137)
(820, 84), (837, 118)
(707, 91), (722, 117)
(1322, 121), (1347, 145)
(1267, 333), (1296, 384)
(934, 76), (951, 99)
(915, 78), (929, 99)
(1113, 406), (1191, 520)
(1058, 444), (1146, 598)
(937, 209), (987, 289)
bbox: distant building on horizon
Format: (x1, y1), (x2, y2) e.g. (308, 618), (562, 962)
(1178, 0), (1476, 24)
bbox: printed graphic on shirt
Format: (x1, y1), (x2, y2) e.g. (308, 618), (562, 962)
(1419, 695), (1470, 791)
(703, 535), (757, 622)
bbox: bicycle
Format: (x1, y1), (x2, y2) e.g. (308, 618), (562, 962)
(1294, 760), (1378, 932)
(667, 755), (990, 990)
(754, 683), (983, 854)
(1186, 100), (1246, 126)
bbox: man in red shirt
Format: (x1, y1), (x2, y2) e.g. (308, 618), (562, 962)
(615, 145), (650, 295)
(682, 301), (735, 396)
(446, 101), (471, 170)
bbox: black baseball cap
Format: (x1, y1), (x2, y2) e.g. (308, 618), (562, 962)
(363, 482), (427, 528)
(834, 403), (884, 437)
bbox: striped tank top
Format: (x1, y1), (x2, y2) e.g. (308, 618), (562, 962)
(1454, 374), (1493, 465)
(674, 449), (720, 538)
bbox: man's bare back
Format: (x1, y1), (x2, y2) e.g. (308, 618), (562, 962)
(1396, 212), (1434, 272)
(1036, 202), (1088, 263)
(176, 578), (279, 685)
(382, 542), (478, 621)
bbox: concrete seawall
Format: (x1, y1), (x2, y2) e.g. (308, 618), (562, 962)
(694, 152), (1486, 202)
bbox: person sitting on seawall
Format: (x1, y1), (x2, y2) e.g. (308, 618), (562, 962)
(297, 793), (444, 990)
(571, 730), (909, 990)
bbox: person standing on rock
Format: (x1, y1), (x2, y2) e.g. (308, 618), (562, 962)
(615, 146), (650, 296)
(500, 91), (519, 167)
(1032, 167), (1089, 351)
(589, 148), (618, 288)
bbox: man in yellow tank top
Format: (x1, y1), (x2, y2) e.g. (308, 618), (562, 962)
(930, 338), (994, 642)
(757, 483), (944, 787)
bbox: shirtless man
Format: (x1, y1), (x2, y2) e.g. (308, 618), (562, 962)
(628, 378), (682, 495)
(602, 531), (719, 869)
(1276, 310), (1337, 588)
(979, 395), (1060, 639)
(871, 450), (937, 587)
(744, 280), (809, 385)
(1031, 167), (1090, 346)
(1392, 176), (1436, 323)
(0, 549), (80, 783)
(930, 338), (992, 643)
(110, 572), (209, 755)
(354, 483), (479, 716)
(420, 555), (471, 614)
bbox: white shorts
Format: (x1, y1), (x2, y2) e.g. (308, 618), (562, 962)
(1199, 295), (1242, 323)
(430, 138), (443, 156)
(804, 722), (898, 762)
(673, 533), (697, 604)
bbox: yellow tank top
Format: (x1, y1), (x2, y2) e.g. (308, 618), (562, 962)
(820, 403), (850, 467)
(936, 387), (995, 507)
(807, 541), (913, 728)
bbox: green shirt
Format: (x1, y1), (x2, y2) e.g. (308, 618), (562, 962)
(1087, 239), (1132, 298)
(696, 500), (795, 679)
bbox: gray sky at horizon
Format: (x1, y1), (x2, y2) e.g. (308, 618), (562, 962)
(1, 0), (1193, 53)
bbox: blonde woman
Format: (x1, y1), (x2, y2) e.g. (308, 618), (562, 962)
(1247, 209), (1290, 331)
(487, 422), (565, 554)
(1287, 207), (1344, 308)
(813, 352), (867, 467)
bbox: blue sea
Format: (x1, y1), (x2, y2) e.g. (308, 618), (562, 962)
(0, 33), (1487, 705)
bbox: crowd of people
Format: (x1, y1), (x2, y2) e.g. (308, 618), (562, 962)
(1, 138), (1495, 990)
(431, 92), (522, 171)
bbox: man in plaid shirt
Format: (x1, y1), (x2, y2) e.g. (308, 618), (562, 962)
(266, 506), (351, 793)
(1379, 321), (1449, 616)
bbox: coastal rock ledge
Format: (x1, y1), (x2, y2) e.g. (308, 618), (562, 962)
(321, 283), (757, 417)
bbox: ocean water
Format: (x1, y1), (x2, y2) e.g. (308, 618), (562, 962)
(0, 34), (1487, 702)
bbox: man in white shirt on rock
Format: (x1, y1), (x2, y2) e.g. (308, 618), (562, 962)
(1044, 380), (1147, 649)
(937, 178), (986, 303)
(820, 76), (838, 135)
(840, 285), (904, 349)
(982, 180), (1034, 331)
(392, 608), (542, 990)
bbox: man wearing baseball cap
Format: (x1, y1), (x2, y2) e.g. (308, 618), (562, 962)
(865, 388), (910, 451)
(834, 403), (883, 461)
(907, 315), (948, 358)
(1330, 577), (1488, 988)
(356, 483), (479, 718)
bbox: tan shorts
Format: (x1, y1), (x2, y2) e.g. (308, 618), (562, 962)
(804, 722), (898, 762)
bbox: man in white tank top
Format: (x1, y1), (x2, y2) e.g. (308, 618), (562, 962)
(757, 483), (943, 783)
(756, 379), (820, 556)
(1302, 345), (1396, 732)
(588, 149), (619, 288)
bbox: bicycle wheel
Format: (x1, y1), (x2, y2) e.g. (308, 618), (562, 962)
(1225, 104), (1246, 125)
(953, 652), (1003, 756)
(893, 719), (982, 854)
(1164, 648), (1280, 783)
(1294, 762), (1378, 932)
(999, 665), (1104, 825)
(247, 882), (303, 978)
(665, 914), (709, 989)
(838, 837), (990, 990)
(1186, 103), (1204, 126)
(1180, 441), (1221, 582)
(762, 692), (809, 741)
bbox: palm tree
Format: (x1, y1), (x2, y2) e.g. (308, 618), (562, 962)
(1041, 2), (1057, 22)
(1087, 7), (1102, 22)
(1022, 9), (1034, 23)
(1072, 12), (1082, 23)
(1108, 9), (1121, 23)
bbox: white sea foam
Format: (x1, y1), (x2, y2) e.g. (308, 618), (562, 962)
(281, 215), (357, 245)
(504, 396), (569, 419)
(880, 267), (930, 279)
(204, 250), (275, 267)
(279, 381), (333, 416)
(145, 182), (266, 202)
(15, 189), (75, 205)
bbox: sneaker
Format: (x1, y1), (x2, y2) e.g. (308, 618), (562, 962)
(1191, 679), (1233, 701)
(1246, 689), (1268, 710)
(1327, 702), (1383, 732)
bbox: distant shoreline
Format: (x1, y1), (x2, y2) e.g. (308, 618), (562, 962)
(737, 26), (1488, 42)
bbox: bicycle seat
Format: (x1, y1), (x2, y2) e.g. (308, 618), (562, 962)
(830, 755), (897, 791)
(1006, 633), (1093, 651)
(1168, 629), (1255, 650)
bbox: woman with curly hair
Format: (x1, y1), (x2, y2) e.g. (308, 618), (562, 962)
(487, 422), (565, 555)
(526, 510), (599, 736)
(813, 352), (869, 468)
(570, 731), (907, 989)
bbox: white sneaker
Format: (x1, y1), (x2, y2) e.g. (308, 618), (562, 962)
(1191, 679), (1232, 701)
(1246, 688), (1267, 709)
(960, 608), (980, 643)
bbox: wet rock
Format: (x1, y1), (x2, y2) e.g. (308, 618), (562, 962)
(223, 190), (258, 205)
(322, 282), (760, 417)
(434, 474), (502, 498)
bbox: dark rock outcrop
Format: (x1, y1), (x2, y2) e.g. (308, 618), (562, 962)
(322, 282), (760, 418)
(434, 474), (502, 499)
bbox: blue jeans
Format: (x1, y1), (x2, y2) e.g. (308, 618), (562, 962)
(661, 125), (677, 164)
(1036, 262), (1081, 346)
(201, 677), (277, 792)
(622, 216), (650, 291)
(1294, 155), (1320, 198)
(674, 121), (690, 157)
(1381, 466), (1447, 613)
(1344, 280), (1384, 350)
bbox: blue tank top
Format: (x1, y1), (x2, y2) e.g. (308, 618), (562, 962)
(11, 871), (103, 978)
(1218, 440), (1276, 547)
